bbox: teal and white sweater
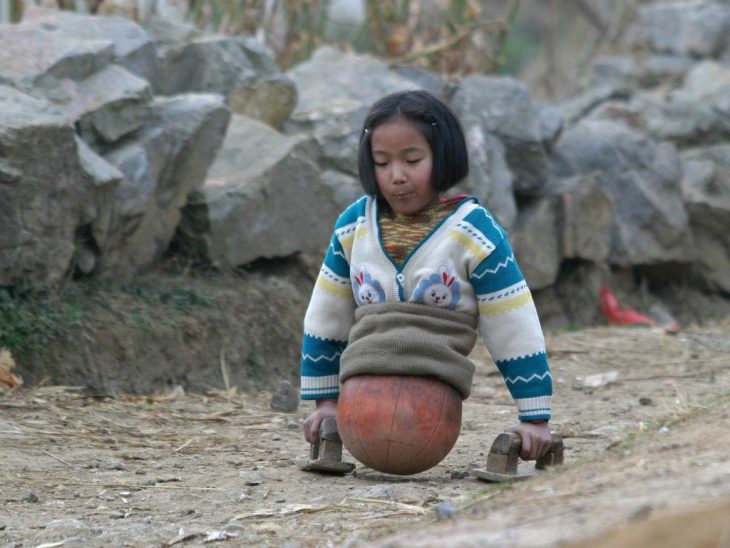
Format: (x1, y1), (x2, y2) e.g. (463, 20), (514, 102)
(300, 195), (553, 422)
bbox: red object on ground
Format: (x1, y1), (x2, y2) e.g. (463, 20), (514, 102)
(337, 375), (462, 475)
(599, 287), (655, 326)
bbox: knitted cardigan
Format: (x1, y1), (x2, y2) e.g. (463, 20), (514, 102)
(300, 195), (553, 421)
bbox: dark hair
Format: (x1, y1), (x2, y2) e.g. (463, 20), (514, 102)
(357, 90), (469, 198)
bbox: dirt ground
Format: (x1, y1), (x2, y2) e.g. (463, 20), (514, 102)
(2, 318), (730, 547)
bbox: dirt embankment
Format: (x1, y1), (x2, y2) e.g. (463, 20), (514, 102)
(2, 318), (730, 547)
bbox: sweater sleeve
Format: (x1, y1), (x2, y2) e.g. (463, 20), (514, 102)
(299, 209), (358, 400)
(469, 235), (553, 421)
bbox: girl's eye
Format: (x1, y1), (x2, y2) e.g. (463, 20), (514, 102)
(406, 158), (422, 165)
(374, 161), (387, 167)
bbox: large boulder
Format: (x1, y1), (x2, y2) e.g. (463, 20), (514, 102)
(633, 2), (730, 59)
(97, 94), (231, 277)
(554, 175), (614, 264)
(0, 22), (114, 89)
(461, 123), (516, 229)
(510, 197), (560, 290)
(22, 8), (159, 84)
(634, 61), (730, 146)
(556, 85), (627, 126)
(0, 16), (154, 146)
(285, 46), (415, 174)
(451, 75), (554, 197)
(511, 175), (614, 290)
(50, 64), (153, 146)
(681, 145), (730, 293)
(552, 119), (690, 267)
(0, 86), (120, 286)
(145, 18), (296, 129)
(591, 54), (694, 92)
(321, 170), (364, 210)
(175, 115), (342, 268)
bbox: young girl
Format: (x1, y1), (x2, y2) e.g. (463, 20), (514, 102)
(300, 90), (553, 462)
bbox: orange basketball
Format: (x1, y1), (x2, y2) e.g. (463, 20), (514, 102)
(337, 375), (462, 475)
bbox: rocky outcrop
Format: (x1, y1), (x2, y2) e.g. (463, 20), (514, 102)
(0, 86), (119, 286)
(552, 119), (690, 267)
(98, 94), (230, 277)
(555, 0), (730, 300)
(680, 145), (730, 293)
(1, 2), (729, 308)
(511, 176), (613, 290)
(175, 115), (341, 268)
(631, 2), (730, 59)
(0, 8), (320, 283)
(144, 17), (297, 129)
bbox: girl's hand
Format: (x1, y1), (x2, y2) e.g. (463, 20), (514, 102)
(505, 421), (552, 461)
(302, 398), (338, 444)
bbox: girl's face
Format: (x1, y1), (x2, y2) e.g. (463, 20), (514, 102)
(371, 117), (437, 216)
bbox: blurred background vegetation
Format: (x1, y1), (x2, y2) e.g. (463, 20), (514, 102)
(4, 0), (730, 100)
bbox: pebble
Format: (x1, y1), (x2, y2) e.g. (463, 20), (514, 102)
(630, 504), (653, 521)
(108, 460), (126, 470)
(45, 518), (87, 530)
(322, 522), (342, 534)
(22, 492), (39, 503)
(354, 485), (393, 500)
(240, 471), (263, 486)
(270, 380), (299, 413)
(435, 501), (457, 520)
(450, 469), (470, 479)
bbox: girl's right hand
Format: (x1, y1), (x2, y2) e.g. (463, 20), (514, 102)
(302, 398), (338, 444)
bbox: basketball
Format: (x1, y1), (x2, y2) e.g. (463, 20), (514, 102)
(337, 375), (462, 475)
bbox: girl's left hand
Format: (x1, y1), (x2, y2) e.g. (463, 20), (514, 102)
(505, 422), (552, 461)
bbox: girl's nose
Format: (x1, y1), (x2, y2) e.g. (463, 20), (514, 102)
(391, 163), (406, 184)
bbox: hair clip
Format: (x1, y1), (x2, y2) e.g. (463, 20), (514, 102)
(431, 122), (437, 126)
(364, 128), (370, 134)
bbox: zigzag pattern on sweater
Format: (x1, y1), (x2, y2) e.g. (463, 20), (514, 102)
(482, 209), (505, 237)
(301, 351), (342, 363)
(328, 242), (347, 260)
(504, 370), (552, 385)
(472, 254), (515, 278)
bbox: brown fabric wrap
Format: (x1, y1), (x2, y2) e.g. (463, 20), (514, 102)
(340, 302), (479, 399)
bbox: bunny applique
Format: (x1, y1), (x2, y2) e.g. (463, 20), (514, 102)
(412, 266), (462, 309)
(352, 268), (386, 305)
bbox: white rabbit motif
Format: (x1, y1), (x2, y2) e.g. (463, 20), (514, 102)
(353, 268), (385, 305)
(412, 266), (461, 309)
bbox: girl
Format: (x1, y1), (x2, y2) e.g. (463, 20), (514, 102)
(300, 90), (553, 462)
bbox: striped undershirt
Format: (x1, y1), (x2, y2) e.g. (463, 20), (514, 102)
(378, 197), (461, 267)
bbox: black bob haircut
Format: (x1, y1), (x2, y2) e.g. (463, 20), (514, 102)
(357, 89), (469, 198)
